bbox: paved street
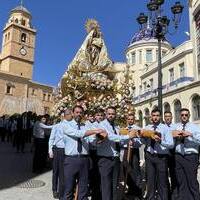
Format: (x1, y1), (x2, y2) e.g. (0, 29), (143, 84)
(0, 141), (200, 200)
(0, 142), (54, 200)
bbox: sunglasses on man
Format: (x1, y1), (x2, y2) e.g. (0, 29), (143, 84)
(181, 113), (189, 117)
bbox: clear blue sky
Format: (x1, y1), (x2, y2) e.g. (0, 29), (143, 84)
(0, 0), (189, 87)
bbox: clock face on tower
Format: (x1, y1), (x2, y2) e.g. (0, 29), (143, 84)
(19, 46), (27, 56)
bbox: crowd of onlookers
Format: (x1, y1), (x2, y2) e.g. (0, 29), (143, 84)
(0, 112), (55, 173)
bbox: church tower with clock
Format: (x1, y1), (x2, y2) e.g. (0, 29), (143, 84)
(0, 3), (36, 79)
(0, 3), (53, 116)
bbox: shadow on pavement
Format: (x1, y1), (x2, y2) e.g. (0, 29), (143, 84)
(0, 142), (51, 190)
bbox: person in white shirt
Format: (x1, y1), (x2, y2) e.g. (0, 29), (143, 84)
(86, 109), (104, 200)
(49, 109), (73, 199)
(97, 107), (139, 200)
(163, 111), (177, 199)
(122, 113), (143, 198)
(171, 108), (200, 200)
(32, 115), (53, 173)
(143, 108), (174, 200)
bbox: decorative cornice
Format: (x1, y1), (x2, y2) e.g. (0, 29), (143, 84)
(133, 80), (200, 107)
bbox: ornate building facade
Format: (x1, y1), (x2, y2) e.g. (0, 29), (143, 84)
(127, 0), (200, 126)
(0, 4), (53, 115)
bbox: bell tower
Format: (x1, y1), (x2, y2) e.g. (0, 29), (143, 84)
(0, 2), (36, 79)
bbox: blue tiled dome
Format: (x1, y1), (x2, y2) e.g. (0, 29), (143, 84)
(130, 27), (156, 44)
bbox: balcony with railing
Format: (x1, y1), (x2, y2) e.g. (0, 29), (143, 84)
(133, 76), (194, 104)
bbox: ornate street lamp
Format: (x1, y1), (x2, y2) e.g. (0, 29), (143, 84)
(136, 1), (184, 118)
(137, 13), (148, 26)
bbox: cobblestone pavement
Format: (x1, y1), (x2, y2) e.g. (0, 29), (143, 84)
(0, 142), (54, 200)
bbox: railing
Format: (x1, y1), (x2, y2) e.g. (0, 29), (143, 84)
(133, 76), (194, 103)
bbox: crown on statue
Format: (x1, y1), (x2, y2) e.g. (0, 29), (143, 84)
(85, 19), (100, 33)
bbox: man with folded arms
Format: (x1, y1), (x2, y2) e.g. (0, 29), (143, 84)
(142, 108), (174, 200)
(172, 108), (200, 200)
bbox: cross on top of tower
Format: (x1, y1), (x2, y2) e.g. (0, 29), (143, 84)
(20, 0), (24, 7)
(11, 0), (31, 16)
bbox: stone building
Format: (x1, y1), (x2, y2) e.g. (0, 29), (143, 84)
(0, 4), (54, 116)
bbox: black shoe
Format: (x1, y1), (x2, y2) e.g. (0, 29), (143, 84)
(53, 191), (59, 199)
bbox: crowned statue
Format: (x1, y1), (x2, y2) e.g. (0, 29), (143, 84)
(63, 19), (113, 74)
(52, 19), (135, 124)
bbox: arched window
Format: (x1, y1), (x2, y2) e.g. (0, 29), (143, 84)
(6, 85), (11, 94)
(21, 19), (26, 26)
(43, 93), (46, 101)
(174, 100), (182, 123)
(48, 94), (51, 102)
(144, 108), (150, 125)
(192, 95), (200, 121)
(5, 82), (14, 95)
(15, 18), (19, 23)
(21, 33), (27, 43)
(4, 34), (7, 42)
(7, 32), (10, 40)
(32, 89), (35, 96)
(164, 102), (171, 112)
(138, 110), (143, 127)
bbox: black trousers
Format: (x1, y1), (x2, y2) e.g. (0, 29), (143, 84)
(16, 130), (26, 152)
(175, 153), (200, 200)
(145, 152), (169, 200)
(0, 127), (6, 142)
(0, 127), (5, 142)
(168, 153), (177, 199)
(32, 138), (48, 172)
(89, 149), (101, 200)
(123, 148), (142, 197)
(52, 146), (64, 196)
(61, 156), (89, 200)
(98, 156), (120, 200)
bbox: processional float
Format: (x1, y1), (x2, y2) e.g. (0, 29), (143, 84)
(52, 19), (135, 125)
(52, 19), (158, 200)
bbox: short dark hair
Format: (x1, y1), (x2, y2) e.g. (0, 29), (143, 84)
(64, 109), (72, 116)
(151, 108), (161, 115)
(106, 106), (116, 112)
(180, 108), (190, 113)
(72, 105), (84, 113)
(127, 113), (135, 118)
(95, 108), (104, 114)
(37, 115), (44, 121)
(164, 111), (172, 115)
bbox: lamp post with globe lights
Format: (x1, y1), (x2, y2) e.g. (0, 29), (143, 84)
(136, 1), (184, 118)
